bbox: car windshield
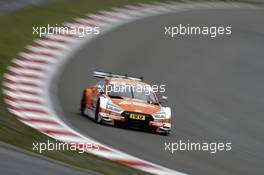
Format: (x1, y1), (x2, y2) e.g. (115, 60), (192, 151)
(107, 84), (158, 104)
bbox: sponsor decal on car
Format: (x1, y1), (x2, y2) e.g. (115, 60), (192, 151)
(129, 114), (146, 121)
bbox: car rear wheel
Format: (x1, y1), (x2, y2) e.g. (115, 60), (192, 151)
(80, 95), (86, 115)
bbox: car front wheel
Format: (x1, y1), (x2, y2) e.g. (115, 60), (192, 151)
(94, 99), (102, 124)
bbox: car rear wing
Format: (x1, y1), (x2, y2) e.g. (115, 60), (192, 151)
(93, 71), (143, 82)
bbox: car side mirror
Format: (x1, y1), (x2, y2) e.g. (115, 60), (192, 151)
(159, 96), (168, 104)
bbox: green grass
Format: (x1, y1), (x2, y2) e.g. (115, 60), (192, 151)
(0, 0), (263, 174)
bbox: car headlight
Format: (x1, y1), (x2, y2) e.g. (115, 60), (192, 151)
(153, 111), (166, 118)
(106, 103), (123, 113)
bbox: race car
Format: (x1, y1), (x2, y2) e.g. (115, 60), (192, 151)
(80, 71), (171, 135)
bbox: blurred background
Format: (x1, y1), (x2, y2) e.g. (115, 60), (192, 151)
(0, 0), (264, 175)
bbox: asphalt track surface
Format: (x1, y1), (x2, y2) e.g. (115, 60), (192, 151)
(0, 145), (93, 175)
(56, 8), (264, 175)
(0, 0), (48, 15)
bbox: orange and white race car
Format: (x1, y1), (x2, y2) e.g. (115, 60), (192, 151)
(80, 71), (171, 135)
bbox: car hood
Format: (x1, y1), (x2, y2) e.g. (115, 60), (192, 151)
(111, 97), (161, 115)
